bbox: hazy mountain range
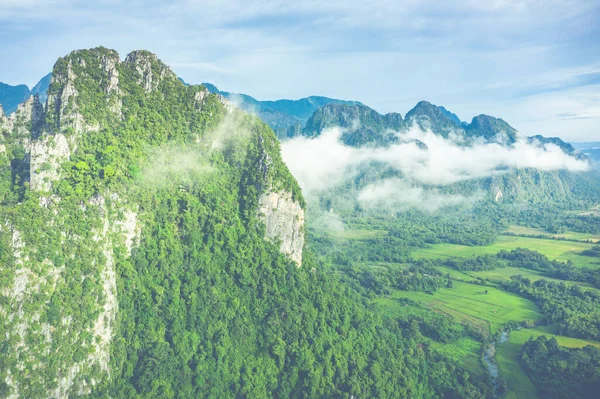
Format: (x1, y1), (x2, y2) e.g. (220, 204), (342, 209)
(0, 73), (587, 159)
(0, 73), (51, 114)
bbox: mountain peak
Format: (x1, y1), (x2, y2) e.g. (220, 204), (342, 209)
(62, 46), (120, 67)
(0, 81), (31, 114)
(466, 114), (518, 143)
(124, 50), (177, 91)
(405, 100), (464, 136)
(302, 103), (403, 146)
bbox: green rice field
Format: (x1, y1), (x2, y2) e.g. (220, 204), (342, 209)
(412, 235), (598, 268)
(390, 282), (541, 335)
(505, 225), (600, 243)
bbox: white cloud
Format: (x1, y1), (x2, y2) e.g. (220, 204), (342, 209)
(282, 126), (589, 194)
(281, 125), (590, 211)
(357, 179), (478, 212)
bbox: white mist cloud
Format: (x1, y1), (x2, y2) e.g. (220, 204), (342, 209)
(281, 127), (357, 192)
(138, 144), (213, 189)
(383, 128), (590, 185)
(358, 179), (481, 212)
(280, 125), (590, 210)
(137, 112), (251, 189)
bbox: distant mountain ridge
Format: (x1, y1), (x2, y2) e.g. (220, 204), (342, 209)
(200, 82), (362, 137)
(572, 142), (600, 169)
(0, 73), (51, 114)
(294, 100), (598, 207)
(0, 74), (586, 163)
(300, 100), (526, 148)
(0, 82), (30, 115)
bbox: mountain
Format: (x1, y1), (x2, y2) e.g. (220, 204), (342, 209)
(465, 114), (518, 144)
(298, 100), (522, 147)
(405, 100), (464, 137)
(403, 101), (518, 143)
(30, 72), (52, 104)
(0, 73), (52, 115)
(303, 103), (404, 146)
(201, 82), (362, 138)
(0, 82), (30, 114)
(0, 47), (487, 398)
(291, 101), (600, 207)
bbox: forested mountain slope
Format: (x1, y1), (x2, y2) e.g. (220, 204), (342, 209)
(0, 47), (488, 398)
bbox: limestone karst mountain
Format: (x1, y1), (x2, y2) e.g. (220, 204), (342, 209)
(0, 47), (491, 399)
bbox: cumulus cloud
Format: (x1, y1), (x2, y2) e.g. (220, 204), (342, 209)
(280, 125), (590, 211)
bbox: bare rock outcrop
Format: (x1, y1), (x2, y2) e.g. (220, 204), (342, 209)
(124, 50), (177, 93)
(258, 191), (305, 266)
(29, 133), (71, 192)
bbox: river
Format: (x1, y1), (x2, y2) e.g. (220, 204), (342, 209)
(483, 330), (509, 397)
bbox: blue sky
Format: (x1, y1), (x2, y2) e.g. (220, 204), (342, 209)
(1, 0), (599, 140)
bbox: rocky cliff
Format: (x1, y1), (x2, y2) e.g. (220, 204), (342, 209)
(258, 191), (304, 266)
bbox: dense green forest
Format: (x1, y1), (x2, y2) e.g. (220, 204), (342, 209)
(519, 336), (600, 398)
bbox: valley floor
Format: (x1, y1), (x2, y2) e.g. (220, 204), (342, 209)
(337, 225), (600, 399)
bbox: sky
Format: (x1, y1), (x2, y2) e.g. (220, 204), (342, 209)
(1, 0), (599, 141)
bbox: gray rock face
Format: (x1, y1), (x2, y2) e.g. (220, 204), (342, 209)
(47, 61), (85, 133)
(124, 50), (177, 93)
(258, 191), (305, 266)
(3, 96), (43, 140)
(101, 53), (122, 116)
(29, 133), (71, 192)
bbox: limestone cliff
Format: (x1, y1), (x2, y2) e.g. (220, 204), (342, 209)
(258, 191), (305, 266)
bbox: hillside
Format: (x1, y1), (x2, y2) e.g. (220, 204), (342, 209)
(0, 47), (489, 399)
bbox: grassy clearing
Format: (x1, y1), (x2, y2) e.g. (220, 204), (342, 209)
(505, 225), (600, 243)
(390, 282), (540, 335)
(496, 342), (538, 399)
(430, 338), (485, 378)
(412, 235), (598, 268)
(496, 325), (600, 399)
(508, 325), (600, 349)
(328, 229), (388, 240)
